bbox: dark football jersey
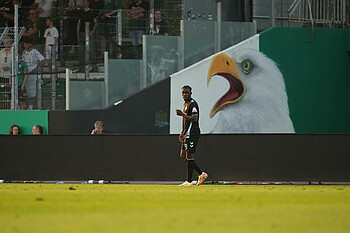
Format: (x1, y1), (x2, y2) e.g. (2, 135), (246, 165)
(182, 98), (200, 138)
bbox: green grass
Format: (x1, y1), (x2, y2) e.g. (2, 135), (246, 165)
(0, 184), (350, 233)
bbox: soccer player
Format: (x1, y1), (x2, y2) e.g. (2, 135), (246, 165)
(176, 85), (208, 186)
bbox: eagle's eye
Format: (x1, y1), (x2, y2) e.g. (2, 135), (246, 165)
(242, 60), (253, 74)
(226, 61), (230, 66)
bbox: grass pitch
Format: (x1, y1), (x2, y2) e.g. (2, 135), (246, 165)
(0, 184), (349, 233)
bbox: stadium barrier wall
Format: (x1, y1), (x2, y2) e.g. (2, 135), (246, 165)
(0, 134), (349, 182)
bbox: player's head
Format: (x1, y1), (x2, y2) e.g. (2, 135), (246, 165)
(181, 85), (192, 102)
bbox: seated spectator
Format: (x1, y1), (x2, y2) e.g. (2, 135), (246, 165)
(152, 10), (168, 36)
(9, 124), (21, 135)
(32, 124), (44, 135)
(91, 120), (103, 134)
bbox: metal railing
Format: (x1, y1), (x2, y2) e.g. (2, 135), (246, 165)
(288, 0), (349, 26)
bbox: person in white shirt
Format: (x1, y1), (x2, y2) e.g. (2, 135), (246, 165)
(44, 17), (59, 60)
(34, 0), (54, 20)
(0, 37), (12, 79)
(22, 38), (45, 110)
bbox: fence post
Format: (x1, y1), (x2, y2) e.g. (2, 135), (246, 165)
(65, 68), (70, 110)
(51, 45), (57, 110)
(85, 22), (90, 79)
(104, 51), (109, 108)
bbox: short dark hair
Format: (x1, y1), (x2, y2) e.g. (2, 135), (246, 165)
(182, 85), (192, 92)
(22, 37), (33, 44)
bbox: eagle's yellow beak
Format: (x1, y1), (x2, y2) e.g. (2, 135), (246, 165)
(207, 53), (246, 118)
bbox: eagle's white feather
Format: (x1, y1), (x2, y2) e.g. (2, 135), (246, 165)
(211, 49), (294, 133)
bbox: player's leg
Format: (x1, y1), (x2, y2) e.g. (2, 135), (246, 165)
(187, 134), (208, 186)
(179, 142), (193, 186)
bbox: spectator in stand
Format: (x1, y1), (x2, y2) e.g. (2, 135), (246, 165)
(10, 52), (29, 110)
(22, 38), (44, 110)
(32, 124), (44, 134)
(9, 124), (22, 135)
(0, 0), (14, 27)
(21, 0), (35, 22)
(91, 120), (104, 134)
(13, 0), (27, 26)
(152, 10), (168, 36)
(77, 0), (98, 72)
(0, 37), (12, 109)
(90, 0), (104, 16)
(22, 7), (45, 52)
(44, 17), (59, 60)
(99, 0), (119, 59)
(89, 0), (104, 59)
(0, 0), (26, 27)
(126, 0), (148, 59)
(17, 55), (29, 110)
(66, 0), (83, 54)
(33, 0), (54, 22)
(0, 37), (12, 82)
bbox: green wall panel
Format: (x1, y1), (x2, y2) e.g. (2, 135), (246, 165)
(0, 111), (49, 135)
(260, 27), (350, 133)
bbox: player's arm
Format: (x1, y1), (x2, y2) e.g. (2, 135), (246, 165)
(175, 109), (198, 122)
(22, 68), (28, 90)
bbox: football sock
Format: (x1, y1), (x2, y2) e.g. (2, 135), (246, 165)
(186, 160), (195, 182)
(193, 160), (203, 175)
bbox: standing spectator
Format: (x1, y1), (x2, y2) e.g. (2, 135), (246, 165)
(22, 38), (44, 110)
(89, 0), (104, 59)
(33, 0), (54, 21)
(0, 37), (12, 109)
(10, 53), (29, 110)
(0, 0), (14, 27)
(21, 0), (35, 22)
(0, 37), (12, 81)
(91, 120), (104, 134)
(99, 0), (119, 59)
(13, 0), (27, 26)
(65, 0), (83, 54)
(22, 8), (45, 52)
(90, 0), (104, 16)
(32, 124), (44, 134)
(0, 0), (26, 27)
(126, 0), (148, 59)
(152, 10), (168, 36)
(17, 55), (29, 110)
(77, 0), (98, 72)
(44, 17), (59, 60)
(9, 124), (21, 135)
